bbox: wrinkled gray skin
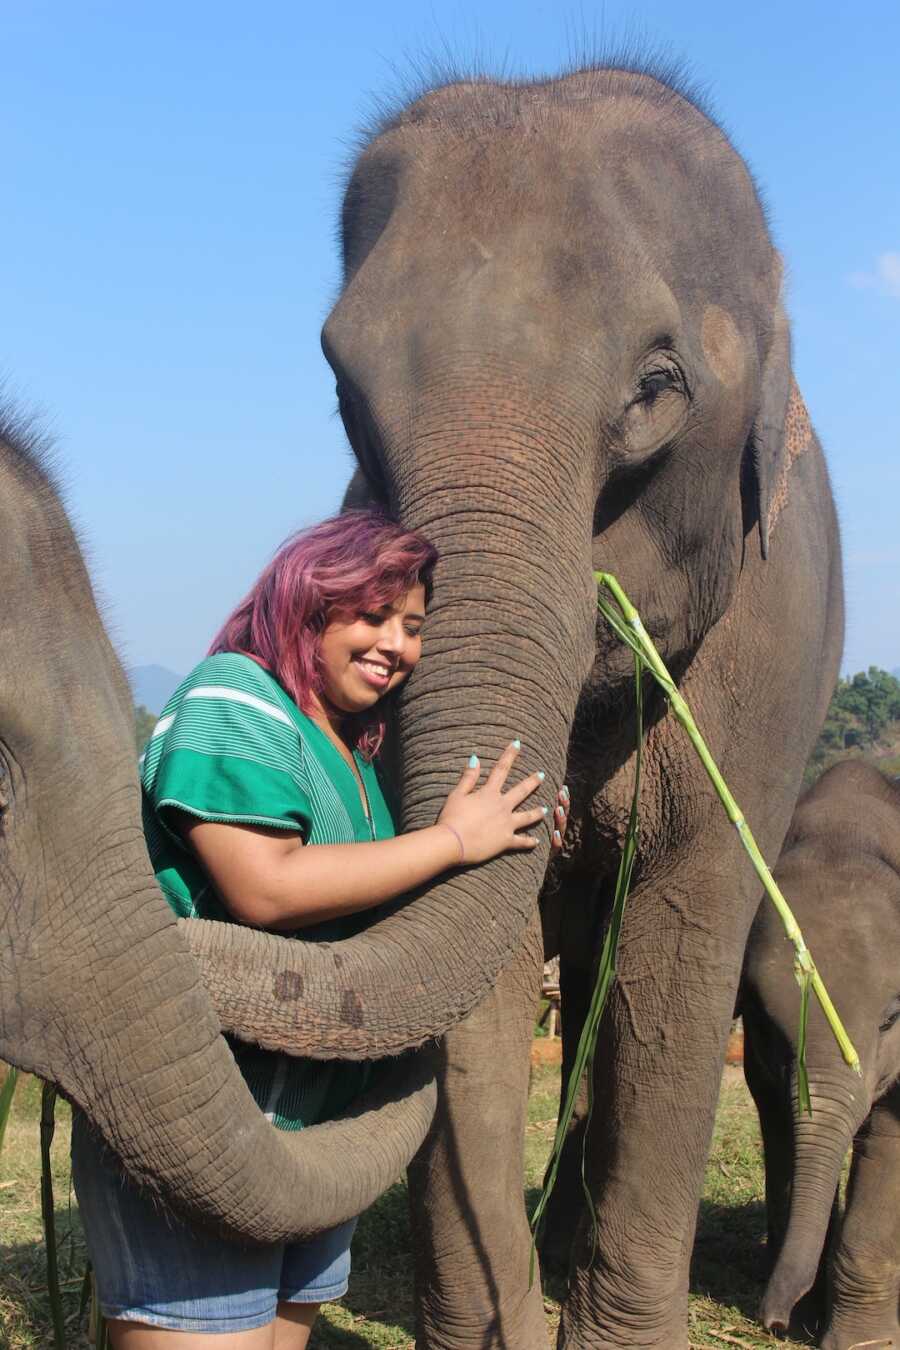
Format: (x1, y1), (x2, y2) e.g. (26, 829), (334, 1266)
(324, 64), (842, 1350)
(742, 761), (900, 1349)
(1, 58), (842, 1348)
(0, 413), (439, 1240)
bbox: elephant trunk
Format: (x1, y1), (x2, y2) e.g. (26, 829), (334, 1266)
(760, 1068), (867, 1334)
(191, 483), (598, 1060)
(2, 806), (437, 1243)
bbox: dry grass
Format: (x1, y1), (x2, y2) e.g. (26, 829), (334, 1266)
(0, 1064), (812, 1349)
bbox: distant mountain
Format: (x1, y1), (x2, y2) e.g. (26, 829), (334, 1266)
(128, 664), (182, 714)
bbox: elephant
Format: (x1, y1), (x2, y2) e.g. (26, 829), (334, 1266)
(321, 62), (843, 1350)
(742, 760), (900, 1350)
(1, 57), (843, 1350)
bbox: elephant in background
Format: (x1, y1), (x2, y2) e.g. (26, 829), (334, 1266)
(2, 56), (844, 1350)
(743, 760), (900, 1350)
(323, 60), (842, 1349)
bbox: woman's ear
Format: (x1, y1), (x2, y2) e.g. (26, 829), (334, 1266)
(750, 300), (792, 561)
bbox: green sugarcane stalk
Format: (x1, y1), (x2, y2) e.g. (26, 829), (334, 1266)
(40, 1082), (66, 1350)
(530, 574), (857, 1278)
(594, 570), (860, 1084)
(530, 650), (645, 1276)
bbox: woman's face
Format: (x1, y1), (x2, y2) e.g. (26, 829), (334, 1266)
(317, 582), (426, 717)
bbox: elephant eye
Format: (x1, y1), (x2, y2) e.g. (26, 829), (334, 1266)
(620, 354), (690, 456)
(636, 369), (677, 405)
(879, 998), (900, 1034)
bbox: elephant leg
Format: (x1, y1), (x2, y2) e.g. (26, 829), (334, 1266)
(822, 1081), (900, 1350)
(558, 869), (752, 1350)
(537, 953), (594, 1279)
(408, 908), (550, 1350)
(743, 1022), (794, 1267)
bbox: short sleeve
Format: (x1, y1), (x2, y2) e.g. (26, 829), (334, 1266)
(142, 657), (313, 840)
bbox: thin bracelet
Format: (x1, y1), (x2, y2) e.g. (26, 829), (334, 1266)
(439, 822), (466, 864)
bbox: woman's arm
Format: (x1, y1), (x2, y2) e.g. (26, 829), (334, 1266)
(177, 817), (462, 929)
(178, 742), (559, 930)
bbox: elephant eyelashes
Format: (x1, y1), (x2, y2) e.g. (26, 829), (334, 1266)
(636, 370), (677, 404)
(879, 999), (900, 1034)
(621, 360), (689, 457)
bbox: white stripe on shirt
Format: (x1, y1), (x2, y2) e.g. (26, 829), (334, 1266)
(183, 686), (294, 728)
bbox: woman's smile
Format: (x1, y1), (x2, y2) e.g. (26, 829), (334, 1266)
(352, 656), (396, 689)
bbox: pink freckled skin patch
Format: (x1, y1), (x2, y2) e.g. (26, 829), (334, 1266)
(701, 305), (745, 388)
(766, 380), (814, 540)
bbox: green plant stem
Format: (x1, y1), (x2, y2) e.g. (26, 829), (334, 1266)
(40, 1082), (66, 1350)
(530, 650), (645, 1274)
(594, 570), (860, 1080)
(0, 1067), (19, 1156)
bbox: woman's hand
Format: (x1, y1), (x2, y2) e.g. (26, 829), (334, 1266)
(437, 741), (567, 865)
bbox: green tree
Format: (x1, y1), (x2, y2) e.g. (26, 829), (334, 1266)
(805, 667), (900, 783)
(134, 704), (157, 754)
(834, 667), (900, 745)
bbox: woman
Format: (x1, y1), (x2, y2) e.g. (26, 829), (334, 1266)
(73, 510), (567, 1350)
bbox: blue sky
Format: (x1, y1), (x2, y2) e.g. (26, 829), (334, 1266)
(3, 1), (898, 679)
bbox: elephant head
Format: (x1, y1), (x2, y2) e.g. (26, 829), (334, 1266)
(742, 761), (900, 1335)
(322, 68), (795, 755)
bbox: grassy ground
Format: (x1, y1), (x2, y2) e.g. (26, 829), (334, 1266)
(0, 1064), (811, 1350)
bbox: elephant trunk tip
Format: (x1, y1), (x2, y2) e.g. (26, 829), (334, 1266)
(761, 1307), (790, 1337)
(759, 1266), (813, 1337)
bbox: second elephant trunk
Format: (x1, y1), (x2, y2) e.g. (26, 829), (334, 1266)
(760, 1068), (867, 1334)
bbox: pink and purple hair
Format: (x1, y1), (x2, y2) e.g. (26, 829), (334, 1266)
(208, 510), (437, 759)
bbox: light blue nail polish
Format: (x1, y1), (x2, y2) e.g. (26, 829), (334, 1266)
(537, 770), (545, 782)
(542, 805), (549, 815)
(512, 738), (521, 750)
(561, 785), (570, 801)
(468, 754), (479, 769)
(554, 830), (562, 843)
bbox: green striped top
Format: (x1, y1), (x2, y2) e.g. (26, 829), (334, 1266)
(140, 651), (395, 1130)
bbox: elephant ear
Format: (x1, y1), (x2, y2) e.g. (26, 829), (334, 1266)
(341, 465), (392, 514)
(750, 300), (793, 560)
(340, 467), (380, 512)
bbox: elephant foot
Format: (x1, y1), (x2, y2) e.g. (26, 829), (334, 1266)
(558, 1236), (690, 1349)
(416, 1312), (550, 1350)
(820, 1316), (899, 1350)
(556, 1327), (689, 1349)
(556, 1308), (689, 1350)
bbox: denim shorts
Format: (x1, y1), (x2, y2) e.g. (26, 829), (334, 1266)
(71, 1111), (357, 1333)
